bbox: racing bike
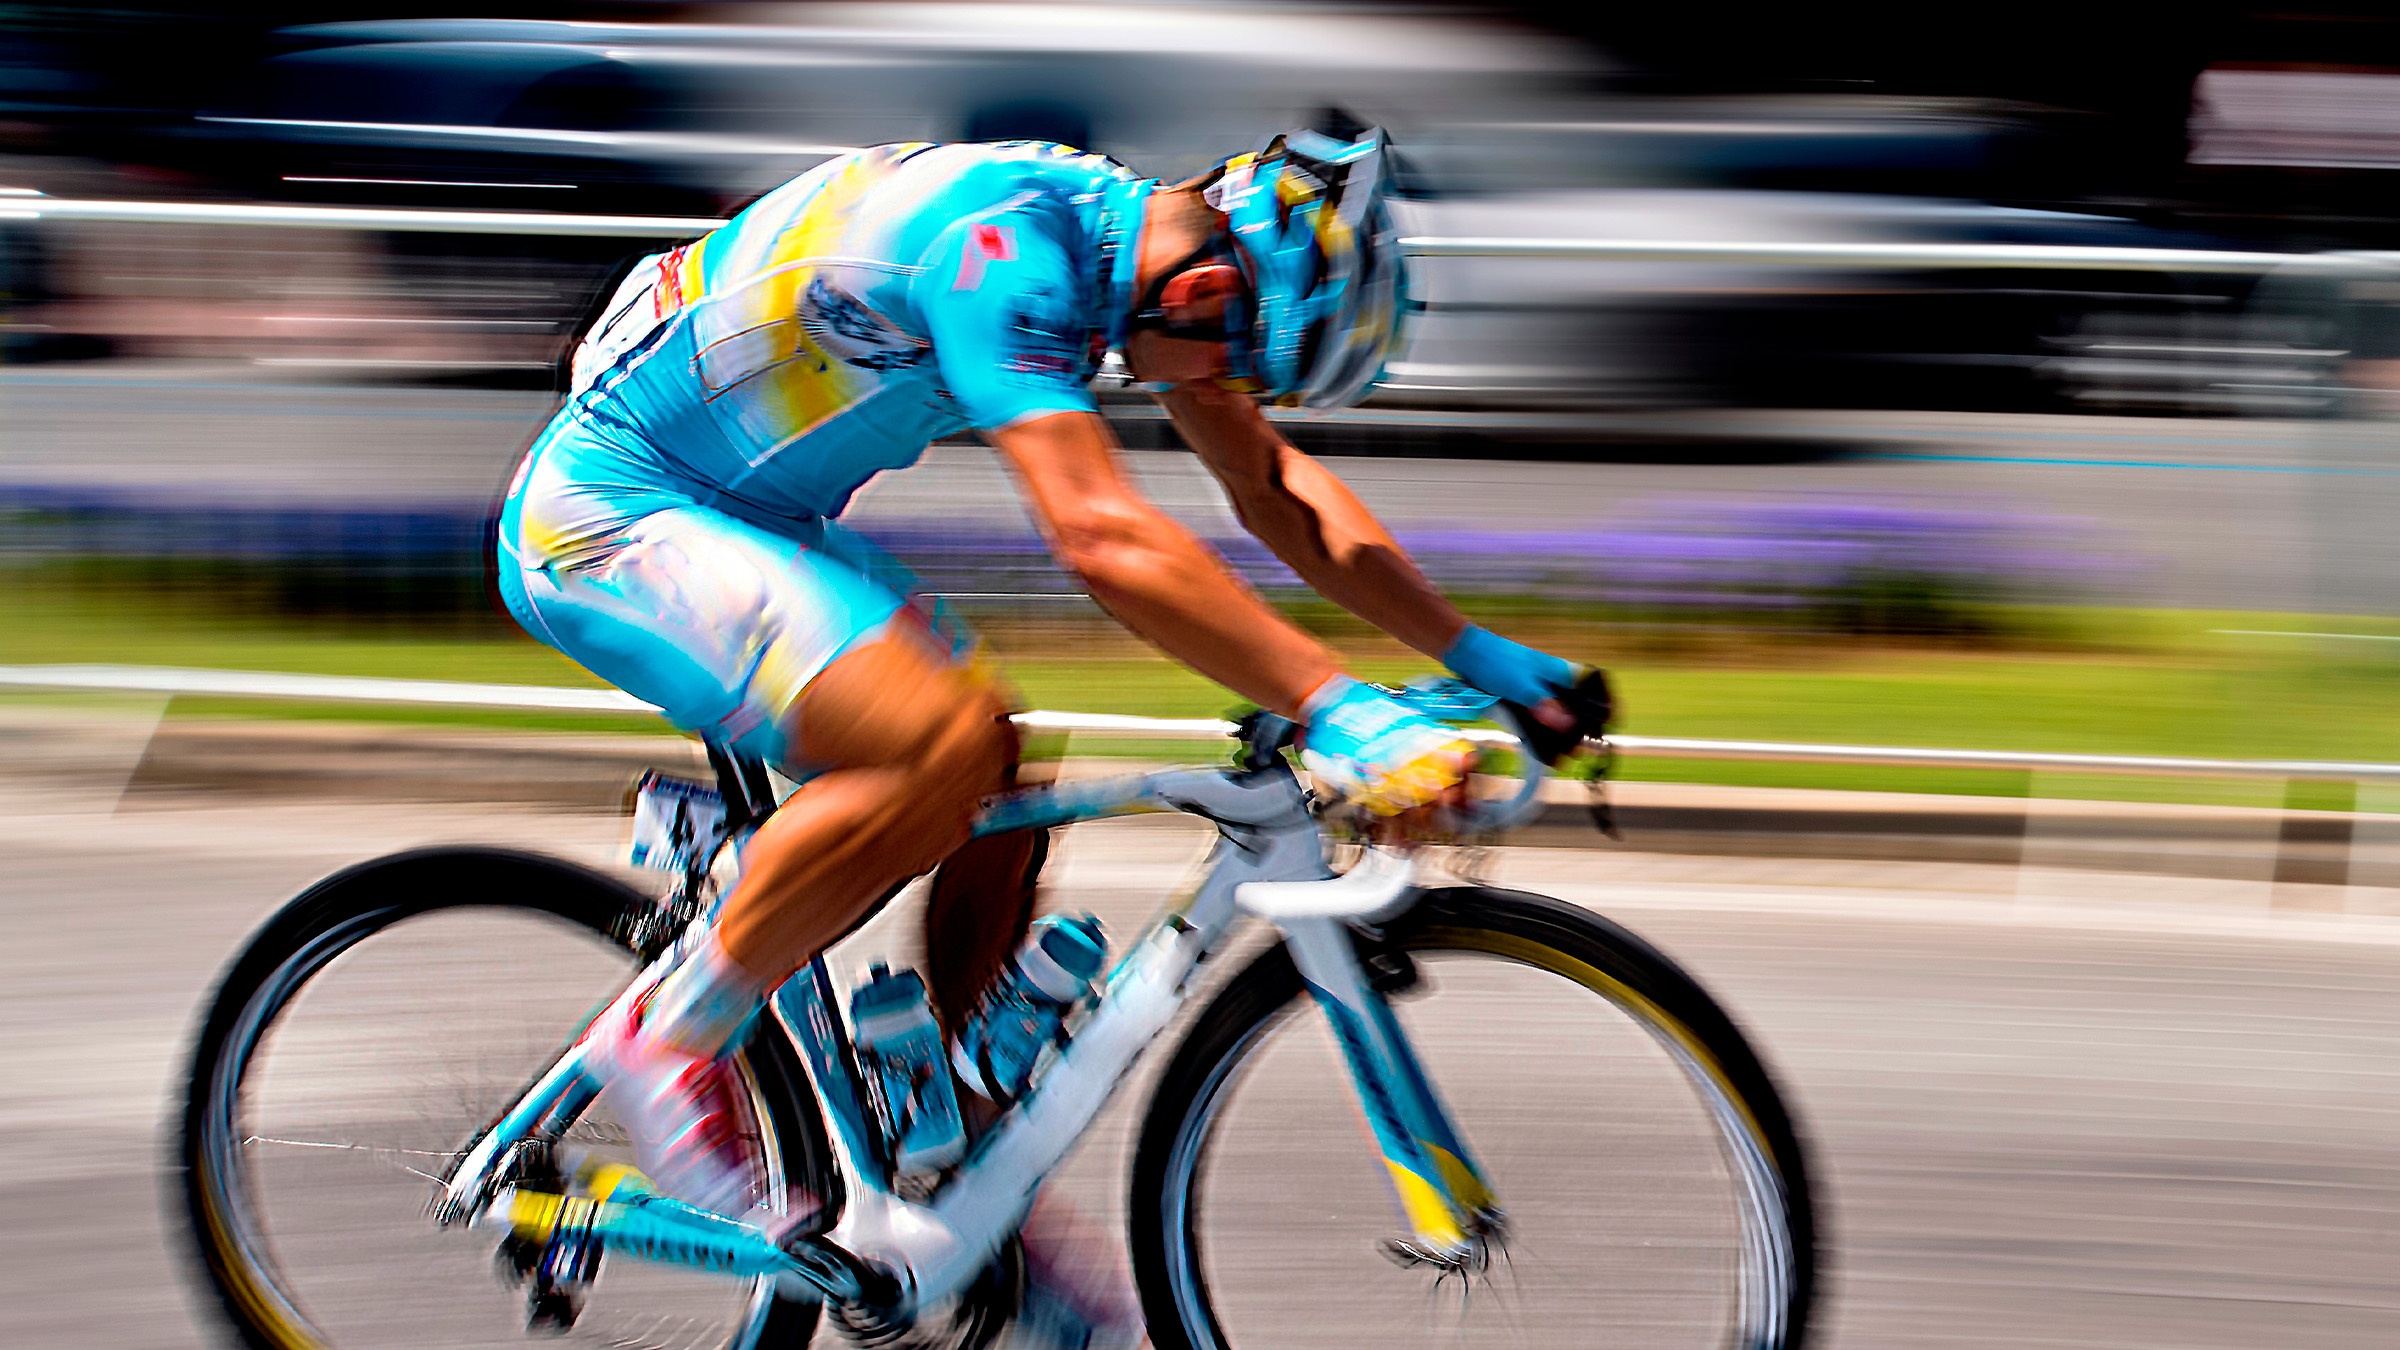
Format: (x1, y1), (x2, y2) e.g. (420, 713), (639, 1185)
(177, 680), (1816, 1349)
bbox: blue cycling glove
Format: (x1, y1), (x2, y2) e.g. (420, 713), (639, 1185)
(1440, 625), (1576, 708)
(1299, 675), (1476, 816)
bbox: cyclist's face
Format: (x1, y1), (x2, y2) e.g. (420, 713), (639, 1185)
(1125, 262), (1245, 386)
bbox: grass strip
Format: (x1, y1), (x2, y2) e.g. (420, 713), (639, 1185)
(8, 581), (2400, 807)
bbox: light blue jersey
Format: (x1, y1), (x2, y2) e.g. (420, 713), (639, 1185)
(515, 141), (1150, 564)
(497, 142), (1153, 767)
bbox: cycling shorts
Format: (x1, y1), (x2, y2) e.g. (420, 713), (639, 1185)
(496, 410), (966, 773)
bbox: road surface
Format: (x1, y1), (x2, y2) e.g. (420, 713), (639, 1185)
(5, 773), (2399, 1347)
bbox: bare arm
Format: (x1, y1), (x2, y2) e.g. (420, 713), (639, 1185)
(1156, 383), (1469, 659)
(984, 410), (1342, 718)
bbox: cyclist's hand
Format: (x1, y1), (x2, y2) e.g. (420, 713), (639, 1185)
(1299, 676), (1477, 818)
(1441, 624), (1579, 731)
(1441, 625), (1623, 763)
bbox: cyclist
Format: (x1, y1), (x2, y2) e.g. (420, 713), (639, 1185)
(494, 130), (1584, 1236)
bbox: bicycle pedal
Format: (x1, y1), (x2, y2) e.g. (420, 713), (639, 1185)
(436, 1131), (555, 1228)
(525, 1282), (585, 1335)
(492, 1191), (604, 1334)
(495, 1231), (541, 1284)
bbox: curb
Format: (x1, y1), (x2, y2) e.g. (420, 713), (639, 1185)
(9, 716), (2384, 888)
(124, 719), (709, 810)
(1521, 783), (2378, 889)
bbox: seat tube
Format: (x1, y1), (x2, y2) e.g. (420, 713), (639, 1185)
(1277, 918), (1499, 1255)
(771, 957), (894, 1194)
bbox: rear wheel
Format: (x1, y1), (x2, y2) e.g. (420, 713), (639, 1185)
(1131, 886), (1816, 1350)
(176, 848), (835, 1350)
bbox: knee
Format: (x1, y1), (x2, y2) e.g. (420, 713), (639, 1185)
(924, 679), (1016, 789)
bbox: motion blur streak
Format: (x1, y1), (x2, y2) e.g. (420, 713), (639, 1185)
(10, 2), (2400, 1347)
(11, 793), (2400, 1347)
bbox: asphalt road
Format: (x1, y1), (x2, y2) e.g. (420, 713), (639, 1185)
(7, 773), (2400, 1348)
(4, 363), (2398, 611)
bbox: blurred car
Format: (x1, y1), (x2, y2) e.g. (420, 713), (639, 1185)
(180, 6), (1587, 214)
(38, 4), (2355, 419)
(1393, 184), (2348, 423)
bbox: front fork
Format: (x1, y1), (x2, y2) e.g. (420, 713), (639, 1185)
(1276, 915), (1504, 1263)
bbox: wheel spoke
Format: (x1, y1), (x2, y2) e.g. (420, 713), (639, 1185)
(242, 1135), (465, 1186)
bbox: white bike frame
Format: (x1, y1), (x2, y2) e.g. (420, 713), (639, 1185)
(447, 724), (1546, 1320)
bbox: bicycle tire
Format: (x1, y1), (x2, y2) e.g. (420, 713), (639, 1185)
(1130, 885), (1818, 1350)
(174, 846), (837, 1350)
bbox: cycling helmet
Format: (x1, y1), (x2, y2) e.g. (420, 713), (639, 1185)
(1199, 126), (1407, 410)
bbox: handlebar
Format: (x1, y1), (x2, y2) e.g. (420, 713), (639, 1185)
(1443, 702), (1551, 833)
(1232, 667), (1616, 836)
(1459, 666), (1615, 833)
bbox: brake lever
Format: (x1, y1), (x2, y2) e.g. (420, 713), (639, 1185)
(1586, 739), (1622, 841)
(1499, 667), (1617, 767)
(1500, 668), (1620, 841)
(1232, 708), (1300, 772)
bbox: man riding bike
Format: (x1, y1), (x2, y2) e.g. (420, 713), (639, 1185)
(492, 127), (1586, 1270)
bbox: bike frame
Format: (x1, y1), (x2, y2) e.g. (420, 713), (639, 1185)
(446, 751), (1513, 1318)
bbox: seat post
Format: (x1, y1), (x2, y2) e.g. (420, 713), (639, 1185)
(704, 740), (778, 830)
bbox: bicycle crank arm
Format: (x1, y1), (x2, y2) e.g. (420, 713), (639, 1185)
(476, 1182), (888, 1306)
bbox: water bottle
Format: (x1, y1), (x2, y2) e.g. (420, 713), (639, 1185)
(952, 913), (1108, 1104)
(849, 963), (966, 1175)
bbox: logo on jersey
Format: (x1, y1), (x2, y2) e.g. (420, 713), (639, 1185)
(999, 284), (1087, 384)
(800, 276), (928, 372)
(1005, 351), (1079, 377)
(655, 245), (693, 317)
(953, 223), (1018, 291)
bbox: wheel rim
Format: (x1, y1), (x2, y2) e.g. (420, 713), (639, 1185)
(1424, 924), (1799, 1350)
(1157, 927), (1802, 1350)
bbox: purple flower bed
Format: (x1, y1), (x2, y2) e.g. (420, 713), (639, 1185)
(4, 486), (2124, 637)
(862, 496), (2121, 636)
(1390, 497), (2123, 633)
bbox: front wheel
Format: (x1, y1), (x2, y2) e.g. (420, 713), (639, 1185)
(1131, 887), (1817, 1350)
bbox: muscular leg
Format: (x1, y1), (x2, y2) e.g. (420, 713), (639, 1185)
(514, 497), (1044, 1207)
(923, 827), (1047, 1037)
(714, 623), (1019, 984)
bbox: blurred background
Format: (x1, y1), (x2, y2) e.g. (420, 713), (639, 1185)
(11, 2), (2400, 1348)
(7, 2), (2400, 735)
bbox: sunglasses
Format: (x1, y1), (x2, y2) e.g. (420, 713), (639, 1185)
(1128, 235), (1257, 351)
